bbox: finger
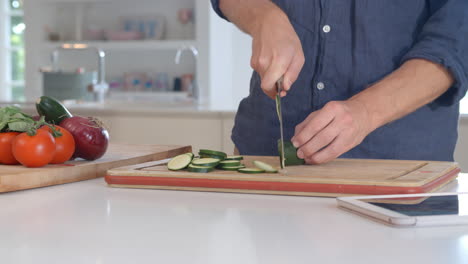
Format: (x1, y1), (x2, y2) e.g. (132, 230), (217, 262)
(261, 56), (291, 96)
(283, 51), (305, 91)
(291, 110), (335, 148)
(305, 133), (347, 164)
(250, 51), (272, 79)
(297, 121), (340, 159)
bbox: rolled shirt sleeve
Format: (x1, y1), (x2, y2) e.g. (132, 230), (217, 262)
(401, 0), (468, 106)
(210, 0), (229, 21)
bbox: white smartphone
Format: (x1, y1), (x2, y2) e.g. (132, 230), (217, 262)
(336, 192), (468, 227)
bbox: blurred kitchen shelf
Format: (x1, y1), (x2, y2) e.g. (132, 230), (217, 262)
(42, 40), (197, 51)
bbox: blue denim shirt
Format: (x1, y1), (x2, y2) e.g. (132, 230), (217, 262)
(211, 0), (468, 161)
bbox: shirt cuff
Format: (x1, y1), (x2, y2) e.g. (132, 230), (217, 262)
(401, 47), (468, 107)
(210, 0), (229, 21)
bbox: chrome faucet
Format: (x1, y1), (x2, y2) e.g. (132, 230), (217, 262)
(51, 44), (109, 103)
(175, 45), (199, 102)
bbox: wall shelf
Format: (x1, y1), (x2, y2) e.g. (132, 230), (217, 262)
(42, 40), (197, 51)
(25, 0), (236, 107)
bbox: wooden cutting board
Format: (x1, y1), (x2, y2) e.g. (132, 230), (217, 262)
(105, 155), (460, 197)
(0, 144), (191, 193)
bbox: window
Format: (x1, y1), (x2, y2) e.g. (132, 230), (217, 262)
(1, 0), (25, 102)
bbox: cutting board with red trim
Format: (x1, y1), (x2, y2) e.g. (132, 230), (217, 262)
(0, 144), (191, 193)
(105, 155), (460, 197)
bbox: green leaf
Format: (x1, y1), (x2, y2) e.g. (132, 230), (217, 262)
(0, 106), (36, 133)
(0, 112), (11, 132)
(3, 106), (22, 116)
(8, 121), (33, 132)
(11, 112), (27, 119)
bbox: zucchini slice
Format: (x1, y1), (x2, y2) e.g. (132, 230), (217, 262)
(200, 154), (226, 160)
(253, 160), (278, 173)
(167, 153), (193, 171)
(191, 158), (220, 167)
(278, 140), (305, 166)
(225, 155), (244, 160)
(218, 160), (241, 167)
(238, 168), (265, 174)
(187, 164), (214, 173)
(199, 149), (227, 159)
(219, 165), (246, 171)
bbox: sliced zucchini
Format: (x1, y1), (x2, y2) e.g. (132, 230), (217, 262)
(218, 160), (241, 167)
(219, 165), (246, 171)
(278, 140), (305, 166)
(225, 155), (244, 161)
(167, 153), (193, 171)
(191, 158), (220, 167)
(253, 160), (278, 173)
(184, 153), (194, 159)
(187, 164), (214, 173)
(238, 168), (265, 174)
(200, 154), (226, 160)
(199, 149), (227, 159)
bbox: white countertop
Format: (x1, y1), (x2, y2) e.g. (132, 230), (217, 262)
(4, 101), (468, 120)
(1, 175), (467, 264)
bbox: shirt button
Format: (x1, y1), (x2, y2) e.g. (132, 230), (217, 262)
(317, 82), (325, 90)
(322, 25), (331, 33)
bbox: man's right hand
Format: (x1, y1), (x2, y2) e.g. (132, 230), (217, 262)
(220, 0), (305, 99)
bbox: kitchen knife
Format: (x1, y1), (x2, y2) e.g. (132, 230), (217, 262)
(276, 77), (286, 169)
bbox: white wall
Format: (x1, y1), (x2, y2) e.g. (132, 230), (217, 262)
(209, 12), (251, 109)
(455, 117), (468, 171)
(231, 29), (252, 107)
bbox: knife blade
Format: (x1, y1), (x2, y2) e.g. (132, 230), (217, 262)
(276, 77), (285, 169)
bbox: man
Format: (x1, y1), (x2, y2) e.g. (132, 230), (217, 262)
(211, 0), (468, 163)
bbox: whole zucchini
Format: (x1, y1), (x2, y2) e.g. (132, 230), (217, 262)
(278, 140), (305, 166)
(36, 96), (73, 124)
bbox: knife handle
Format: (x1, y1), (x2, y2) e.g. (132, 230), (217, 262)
(276, 76), (284, 94)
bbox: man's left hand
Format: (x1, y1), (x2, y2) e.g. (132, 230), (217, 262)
(291, 100), (372, 164)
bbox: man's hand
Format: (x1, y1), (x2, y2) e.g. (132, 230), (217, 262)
(291, 59), (454, 164)
(219, 0), (304, 99)
(250, 6), (304, 98)
(291, 100), (372, 164)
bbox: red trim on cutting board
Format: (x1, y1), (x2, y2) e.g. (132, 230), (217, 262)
(105, 168), (460, 195)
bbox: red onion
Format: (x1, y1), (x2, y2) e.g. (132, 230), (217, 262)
(60, 116), (109, 160)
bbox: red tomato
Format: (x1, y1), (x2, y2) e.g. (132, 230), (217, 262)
(12, 129), (56, 168)
(0, 132), (20, 165)
(40, 125), (75, 164)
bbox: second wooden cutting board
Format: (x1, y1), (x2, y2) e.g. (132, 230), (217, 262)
(105, 155), (460, 197)
(0, 144), (191, 193)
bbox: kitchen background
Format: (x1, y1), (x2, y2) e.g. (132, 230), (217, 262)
(1, 0), (468, 170)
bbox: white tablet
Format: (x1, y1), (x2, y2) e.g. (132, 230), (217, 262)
(336, 192), (468, 227)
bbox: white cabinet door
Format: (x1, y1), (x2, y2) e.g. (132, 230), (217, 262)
(94, 114), (223, 153)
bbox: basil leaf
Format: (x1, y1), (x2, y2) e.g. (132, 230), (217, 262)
(0, 112), (11, 131)
(4, 106), (21, 116)
(8, 121), (33, 132)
